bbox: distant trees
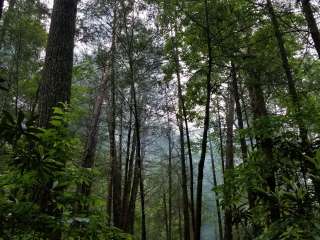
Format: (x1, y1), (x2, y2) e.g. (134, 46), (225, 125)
(1, 0), (320, 239)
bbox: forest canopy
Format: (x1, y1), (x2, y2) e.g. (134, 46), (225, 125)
(1, 0), (320, 239)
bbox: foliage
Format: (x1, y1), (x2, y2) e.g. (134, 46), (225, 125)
(0, 106), (129, 239)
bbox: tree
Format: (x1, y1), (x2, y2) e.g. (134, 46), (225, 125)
(38, 0), (78, 127)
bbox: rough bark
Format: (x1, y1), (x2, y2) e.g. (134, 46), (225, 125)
(36, 1), (78, 239)
(38, 0), (78, 127)
(301, 0), (320, 58)
(194, 0), (213, 239)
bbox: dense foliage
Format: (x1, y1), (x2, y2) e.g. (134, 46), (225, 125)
(1, 0), (320, 239)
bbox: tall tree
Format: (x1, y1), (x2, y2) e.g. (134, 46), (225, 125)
(172, 22), (191, 240)
(209, 138), (223, 240)
(38, 0), (78, 127)
(194, 0), (213, 238)
(224, 85), (235, 240)
(107, 6), (122, 228)
(77, 65), (109, 210)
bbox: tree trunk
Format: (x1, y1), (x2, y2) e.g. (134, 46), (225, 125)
(122, 128), (136, 230)
(177, 113), (190, 240)
(247, 70), (280, 223)
(107, 8), (122, 228)
(266, 0), (308, 146)
(172, 19), (190, 240)
(166, 96), (173, 240)
(184, 108), (195, 233)
(77, 66), (109, 211)
(209, 139), (223, 240)
(224, 87), (235, 240)
(36, 1), (78, 239)
(163, 192), (169, 240)
(38, 0), (78, 127)
(301, 0), (320, 58)
(231, 63), (256, 209)
(194, 0), (213, 239)
(216, 98), (225, 174)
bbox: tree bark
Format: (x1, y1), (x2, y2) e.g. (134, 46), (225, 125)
(301, 0), (320, 58)
(194, 0), (213, 239)
(38, 0), (78, 127)
(36, 1), (78, 239)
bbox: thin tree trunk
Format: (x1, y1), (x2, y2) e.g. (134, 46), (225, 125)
(240, 95), (255, 150)
(224, 87), (235, 240)
(183, 109), (195, 233)
(163, 192), (169, 240)
(231, 63), (256, 209)
(301, 0), (320, 58)
(216, 99), (225, 174)
(122, 128), (136, 230)
(194, 0), (213, 238)
(121, 103), (133, 227)
(77, 66), (108, 211)
(107, 7), (122, 228)
(172, 21), (191, 240)
(166, 96), (173, 240)
(140, 152), (147, 240)
(177, 114), (190, 240)
(127, 28), (146, 237)
(209, 139), (223, 240)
